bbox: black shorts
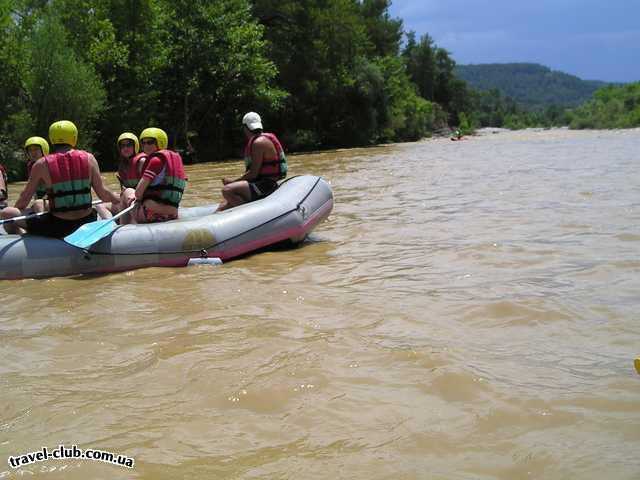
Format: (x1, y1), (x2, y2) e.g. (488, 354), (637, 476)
(26, 210), (98, 239)
(249, 178), (279, 201)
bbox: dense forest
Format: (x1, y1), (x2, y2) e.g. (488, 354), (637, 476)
(569, 82), (640, 129)
(0, 1), (637, 182)
(455, 63), (608, 110)
(0, 0), (468, 179)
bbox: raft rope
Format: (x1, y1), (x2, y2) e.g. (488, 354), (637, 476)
(84, 175), (324, 257)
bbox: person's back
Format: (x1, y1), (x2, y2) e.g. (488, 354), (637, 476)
(43, 145), (94, 220)
(0, 120), (120, 237)
(244, 132), (287, 181)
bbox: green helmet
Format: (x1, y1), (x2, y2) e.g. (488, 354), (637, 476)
(117, 132), (140, 153)
(24, 136), (50, 156)
(49, 120), (78, 147)
(140, 127), (168, 150)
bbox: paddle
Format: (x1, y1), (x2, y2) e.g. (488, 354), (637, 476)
(0, 200), (105, 226)
(0, 211), (46, 225)
(64, 202), (136, 249)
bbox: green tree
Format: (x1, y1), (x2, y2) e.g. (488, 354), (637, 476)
(377, 56), (435, 141)
(359, 0), (403, 57)
(251, 0), (376, 147)
(402, 31), (471, 126)
(570, 82), (640, 129)
(0, 0), (31, 177)
(402, 31), (436, 101)
(148, 0), (285, 159)
(23, 9), (106, 147)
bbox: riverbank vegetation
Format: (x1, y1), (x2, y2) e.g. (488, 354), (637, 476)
(0, 0), (637, 181)
(568, 83), (640, 129)
(458, 64), (639, 131)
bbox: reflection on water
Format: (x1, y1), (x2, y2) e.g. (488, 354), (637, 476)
(1, 128), (639, 479)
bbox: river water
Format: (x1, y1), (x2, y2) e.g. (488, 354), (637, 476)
(1, 128), (639, 479)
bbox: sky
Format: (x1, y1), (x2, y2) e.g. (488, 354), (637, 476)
(388, 0), (640, 82)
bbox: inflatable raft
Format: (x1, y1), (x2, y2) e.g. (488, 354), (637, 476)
(0, 175), (333, 280)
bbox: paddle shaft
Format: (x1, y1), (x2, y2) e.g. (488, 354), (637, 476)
(0, 199), (105, 225)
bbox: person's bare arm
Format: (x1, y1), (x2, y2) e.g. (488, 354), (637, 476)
(134, 177), (151, 201)
(0, 171), (7, 201)
(222, 138), (268, 184)
(89, 155), (120, 204)
(15, 161), (46, 210)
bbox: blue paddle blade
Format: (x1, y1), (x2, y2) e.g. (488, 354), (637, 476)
(63, 218), (118, 249)
(64, 202), (136, 249)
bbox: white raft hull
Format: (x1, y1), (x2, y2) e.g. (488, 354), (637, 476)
(0, 175), (333, 280)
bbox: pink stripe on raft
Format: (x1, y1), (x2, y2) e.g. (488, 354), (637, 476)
(211, 198), (334, 261)
(85, 197), (333, 274)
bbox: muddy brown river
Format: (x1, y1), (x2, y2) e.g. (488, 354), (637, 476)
(1, 128), (639, 479)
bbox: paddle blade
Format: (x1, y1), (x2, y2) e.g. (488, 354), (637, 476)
(63, 218), (118, 249)
(64, 202), (136, 249)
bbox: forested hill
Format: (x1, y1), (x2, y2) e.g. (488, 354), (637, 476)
(455, 63), (609, 109)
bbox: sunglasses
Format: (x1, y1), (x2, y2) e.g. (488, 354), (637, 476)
(119, 141), (135, 148)
(141, 139), (156, 145)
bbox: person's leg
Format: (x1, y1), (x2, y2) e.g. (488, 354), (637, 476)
(216, 181), (252, 212)
(128, 203), (148, 225)
(1, 207), (26, 234)
(118, 188), (137, 224)
(31, 199), (46, 213)
(27, 210), (97, 239)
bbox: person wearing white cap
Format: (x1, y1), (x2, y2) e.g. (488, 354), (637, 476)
(217, 111), (288, 211)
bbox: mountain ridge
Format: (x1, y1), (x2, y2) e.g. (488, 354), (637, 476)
(455, 63), (611, 110)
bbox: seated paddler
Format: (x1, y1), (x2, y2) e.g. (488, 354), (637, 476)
(23, 136), (50, 213)
(120, 127), (187, 224)
(106, 132), (146, 216)
(116, 132), (146, 191)
(216, 111), (287, 212)
(0, 120), (121, 238)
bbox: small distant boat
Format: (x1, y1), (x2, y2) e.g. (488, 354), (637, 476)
(0, 175), (333, 280)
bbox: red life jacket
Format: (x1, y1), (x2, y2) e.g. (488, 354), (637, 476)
(244, 133), (288, 181)
(45, 150), (92, 213)
(118, 152), (147, 189)
(0, 164), (7, 204)
(140, 149), (187, 208)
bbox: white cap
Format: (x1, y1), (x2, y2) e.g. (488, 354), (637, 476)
(242, 112), (263, 131)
